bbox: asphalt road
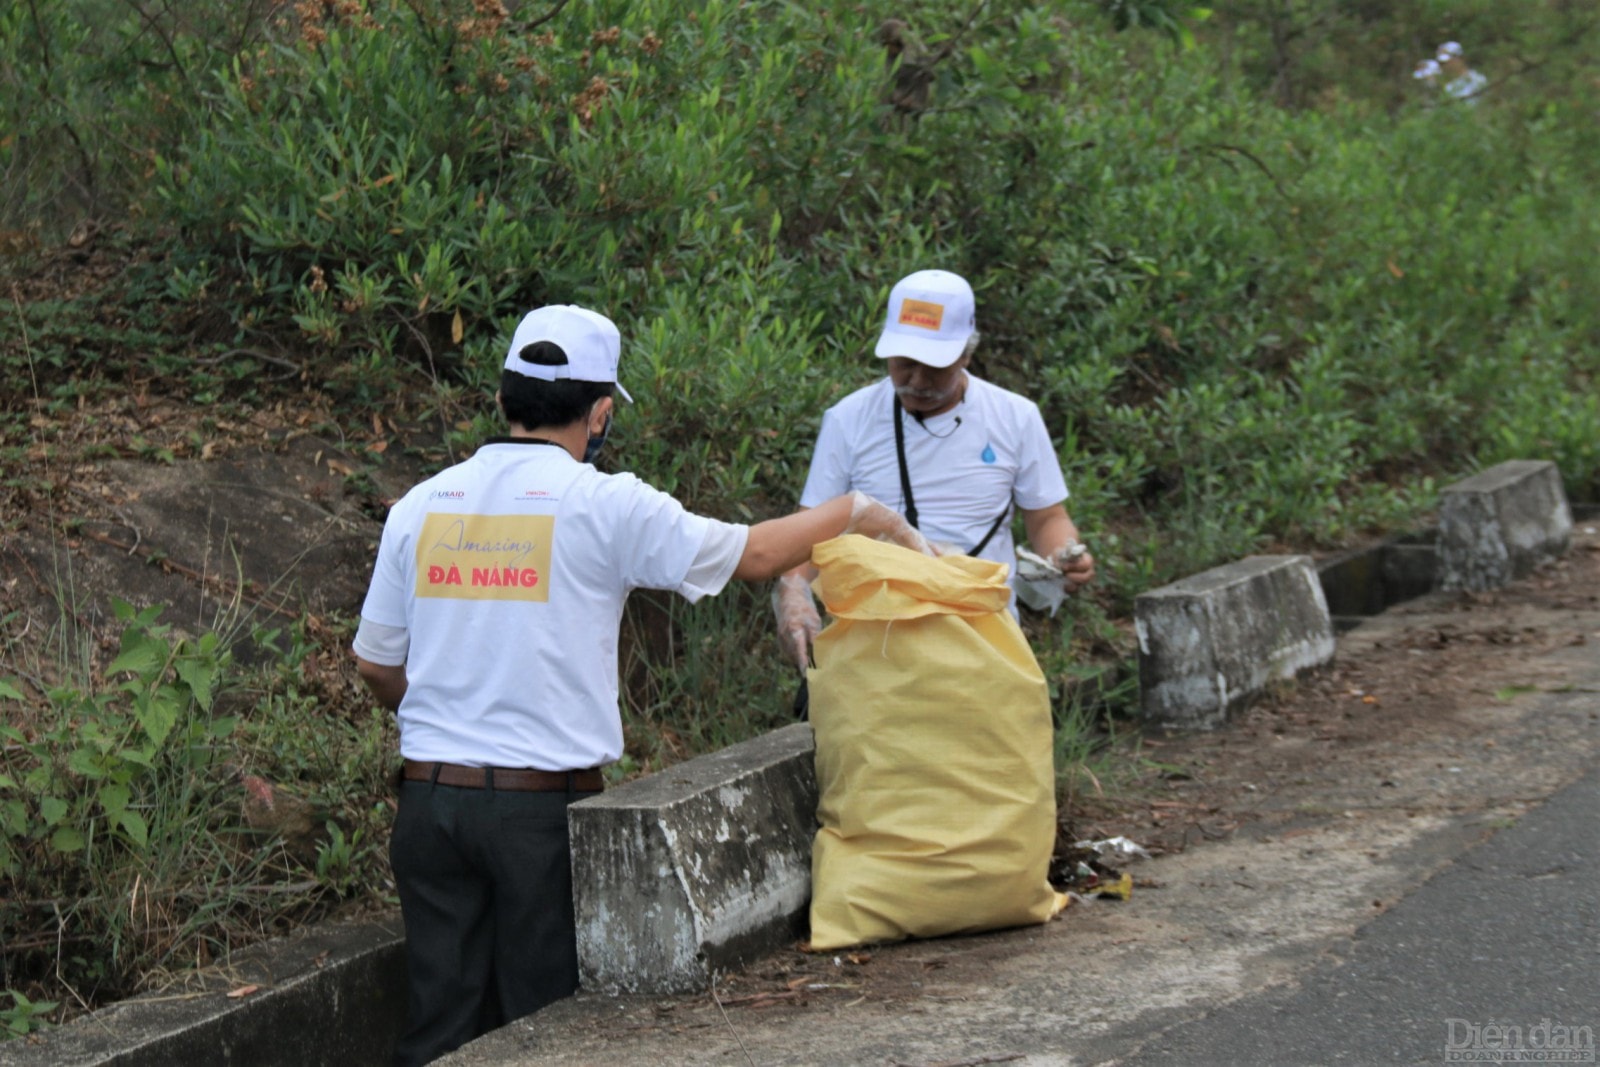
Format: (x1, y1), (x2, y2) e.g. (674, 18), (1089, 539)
(1110, 757), (1600, 1067)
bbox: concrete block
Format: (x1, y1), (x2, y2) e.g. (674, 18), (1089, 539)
(1439, 460), (1572, 591)
(570, 723), (817, 995)
(1136, 555), (1335, 732)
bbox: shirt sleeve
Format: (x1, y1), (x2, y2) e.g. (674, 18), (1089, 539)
(677, 520), (750, 603)
(357, 502), (413, 628)
(352, 618), (409, 665)
(1012, 401), (1070, 511)
(798, 407), (853, 508)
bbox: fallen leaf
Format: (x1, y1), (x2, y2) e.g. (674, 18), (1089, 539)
(226, 984), (260, 999)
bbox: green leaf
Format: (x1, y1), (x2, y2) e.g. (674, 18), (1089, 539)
(108, 632), (165, 678)
(0, 678), (24, 700)
(137, 688), (182, 747)
(174, 656), (216, 711)
(99, 783), (131, 817)
(0, 798), (28, 833)
(68, 748), (106, 779)
(117, 809), (149, 848)
(49, 826), (86, 853)
(39, 795), (70, 826)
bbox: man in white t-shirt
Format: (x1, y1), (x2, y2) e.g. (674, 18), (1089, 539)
(1437, 40), (1488, 103)
(352, 304), (927, 1066)
(772, 269), (1096, 671)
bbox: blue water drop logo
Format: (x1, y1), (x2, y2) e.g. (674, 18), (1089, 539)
(981, 444), (996, 464)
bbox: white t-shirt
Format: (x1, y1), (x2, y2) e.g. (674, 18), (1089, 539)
(798, 374), (1069, 581)
(354, 439), (748, 770)
(1444, 69), (1488, 102)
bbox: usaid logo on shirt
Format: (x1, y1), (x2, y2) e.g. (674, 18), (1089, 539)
(429, 489), (467, 501)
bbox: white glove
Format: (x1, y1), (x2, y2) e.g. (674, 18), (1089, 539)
(772, 572), (822, 672)
(844, 491), (937, 556)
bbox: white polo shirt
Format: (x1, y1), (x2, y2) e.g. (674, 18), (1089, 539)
(354, 439), (748, 770)
(798, 374), (1069, 582)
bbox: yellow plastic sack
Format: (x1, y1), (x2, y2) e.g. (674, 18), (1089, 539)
(806, 534), (1068, 951)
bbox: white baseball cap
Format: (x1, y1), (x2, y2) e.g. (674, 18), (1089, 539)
(504, 304), (633, 402)
(1437, 41), (1463, 61)
(873, 269), (977, 369)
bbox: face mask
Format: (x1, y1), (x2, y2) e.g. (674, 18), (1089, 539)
(583, 410), (612, 465)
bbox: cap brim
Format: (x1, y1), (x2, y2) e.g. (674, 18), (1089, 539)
(873, 330), (969, 368)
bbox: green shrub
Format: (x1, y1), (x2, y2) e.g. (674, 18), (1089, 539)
(0, 603), (393, 1026)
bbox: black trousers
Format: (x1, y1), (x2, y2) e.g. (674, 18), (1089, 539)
(389, 779), (598, 1067)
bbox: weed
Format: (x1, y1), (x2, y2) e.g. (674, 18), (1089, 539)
(1, 991), (58, 1040)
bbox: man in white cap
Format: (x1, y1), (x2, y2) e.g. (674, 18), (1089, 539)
(352, 303), (927, 1065)
(772, 269), (1096, 673)
(1436, 40), (1487, 103)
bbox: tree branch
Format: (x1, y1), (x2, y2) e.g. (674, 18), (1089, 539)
(526, 0), (574, 32)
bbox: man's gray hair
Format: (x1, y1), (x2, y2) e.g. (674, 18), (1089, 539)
(962, 331), (981, 359)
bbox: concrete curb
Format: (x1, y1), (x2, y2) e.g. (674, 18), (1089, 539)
(1439, 459), (1573, 591)
(1134, 555), (1335, 732)
(1, 918), (405, 1067)
(571, 724), (817, 994)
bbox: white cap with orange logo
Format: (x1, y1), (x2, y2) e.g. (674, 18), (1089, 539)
(874, 269), (977, 369)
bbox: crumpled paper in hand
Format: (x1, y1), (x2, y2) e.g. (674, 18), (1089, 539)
(1014, 546), (1068, 616)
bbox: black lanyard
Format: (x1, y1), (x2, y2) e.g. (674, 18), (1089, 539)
(892, 395), (1010, 556)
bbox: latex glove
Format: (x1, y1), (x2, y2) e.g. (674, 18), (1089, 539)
(772, 572), (822, 672)
(1050, 539), (1096, 592)
(844, 491), (937, 557)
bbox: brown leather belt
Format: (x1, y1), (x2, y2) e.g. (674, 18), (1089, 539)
(402, 759), (604, 793)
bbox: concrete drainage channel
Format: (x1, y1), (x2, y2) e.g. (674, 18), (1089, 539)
(6, 461), (1592, 1067)
(0, 919), (408, 1067)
